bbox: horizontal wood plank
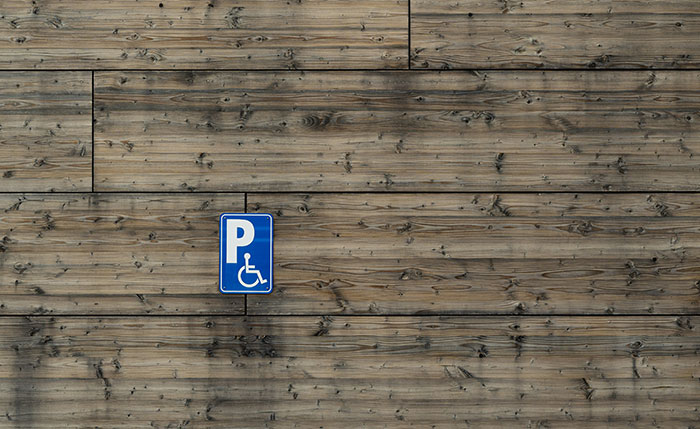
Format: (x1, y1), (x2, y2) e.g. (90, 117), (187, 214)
(1, 316), (698, 427)
(95, 70), (700, 192)
(0, 72), (91, 192)
(0, 193), (244, 315)
(411, 0), (700, 69)
(248, 193), (700, 315)
(5, 192), (698, 316)
(0, 0), (407, 70)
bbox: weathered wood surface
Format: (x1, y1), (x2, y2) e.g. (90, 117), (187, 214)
(0, 316), (698, 427)
(3, 2), (700, 426)
(0, 194), (244, 315)
(3, 192), (699, 316)
(95, 70), (700, 192)
(0, 0), (407, 70)
(248, 193), (700, 315)
(411, 0), (700, 69)
(0, 72), (91, 192)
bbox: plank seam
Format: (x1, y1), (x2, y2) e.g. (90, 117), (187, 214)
(243, 313), (700, 317)
(407, 0), (411, 70)
(0, 313), (697, 318)
(91, 70), (95, 193)
(6, 191), (700, 195)
(6, 68), (700, 72)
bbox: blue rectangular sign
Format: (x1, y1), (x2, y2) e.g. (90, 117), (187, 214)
(219, 213), (273, 294)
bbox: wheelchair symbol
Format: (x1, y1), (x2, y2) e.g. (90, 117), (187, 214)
(238, 253), (268, 288)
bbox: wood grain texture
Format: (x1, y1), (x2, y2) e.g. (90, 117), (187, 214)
(2, 1), (700, 426)
(95, 70), (700, 192)
(248, 193), (700, 315)
(0, 316), (698, 427)
(411, 0), (700, 69)
(0, 193), (244, 315)
(0, 72), (91, 192)
(0, 0), (407, 70)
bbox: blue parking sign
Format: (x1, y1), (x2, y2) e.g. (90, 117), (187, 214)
(219, 213), (273, 294)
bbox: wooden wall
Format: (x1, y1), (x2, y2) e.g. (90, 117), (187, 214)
(1, 0), (699, 427)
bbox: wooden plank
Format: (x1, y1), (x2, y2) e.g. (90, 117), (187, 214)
(95, 70), (700, 192)
(0, 72), (91, 192)
(248, 193), (700, 315)
(8, 191), (698, 316)
(0, 193), (244, 315)
(411, 0), (700, 69)
(0, 0), (407, 70)
(0, 316), (698, 427)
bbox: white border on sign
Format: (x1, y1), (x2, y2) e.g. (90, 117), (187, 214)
(219, 213), (274, 294)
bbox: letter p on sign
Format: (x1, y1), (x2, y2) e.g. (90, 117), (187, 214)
(226, 219), (254, 264)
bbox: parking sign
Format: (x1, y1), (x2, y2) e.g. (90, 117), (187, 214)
(219, 213), (273, 294)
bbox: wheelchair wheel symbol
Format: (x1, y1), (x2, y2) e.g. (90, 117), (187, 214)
(238, 253), (268, 288)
